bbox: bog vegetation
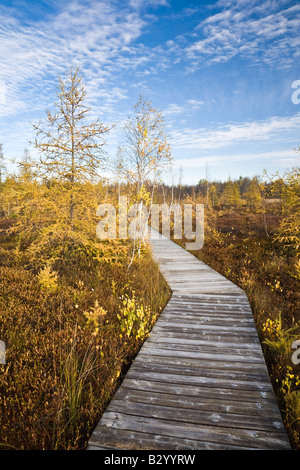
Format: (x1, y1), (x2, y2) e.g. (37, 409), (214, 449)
(162, 169), (300, 448)
(0, 68), (171, 450)
(0, 67), (299, 449)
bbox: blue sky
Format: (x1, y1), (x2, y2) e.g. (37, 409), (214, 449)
(1, 0), (300, 184)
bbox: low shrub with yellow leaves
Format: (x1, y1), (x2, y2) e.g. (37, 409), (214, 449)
(275, 366), (300, 448)
(262, 314), (299, 356)
(37, 263), (59, 293)
(83, 300), (107, 335)
(279, 366), (300, 395)
(118, 293), (154, 341)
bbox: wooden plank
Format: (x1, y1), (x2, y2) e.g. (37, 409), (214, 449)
(106, 400), (283, 433)
(142, 336), (262, 352)
(147, 335), (262, 350)
(167, 295), (251, 304)
(87, 228), (291, 450)
(97, 412), (290, 450)
(149, 319), (258, 333)
(169, 296), (250, 305)
(132, 353), (269, 373)
(161, 302), (253, 311)
(129, 361), (272, 385)
(110, 387), (281, 417)
(125, 369), (274, 392)
(138, 346), (266, 364)
(149, 327), (260, 342)
(88, 427), (255, 450)
(159, 315), (255, 324)
(156, 306), (253, 316)
(120, 378), (280, 406)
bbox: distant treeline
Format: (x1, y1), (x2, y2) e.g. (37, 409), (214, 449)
(106, 175), (284, 209)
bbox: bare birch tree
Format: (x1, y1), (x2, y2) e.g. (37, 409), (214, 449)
(118, 93), (172, 266)
(119, 93), (172, 192)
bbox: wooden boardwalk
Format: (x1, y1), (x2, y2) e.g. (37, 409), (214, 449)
(87, 230), (291, 450)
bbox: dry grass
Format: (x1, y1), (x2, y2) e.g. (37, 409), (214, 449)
(0, 219), (171, 450)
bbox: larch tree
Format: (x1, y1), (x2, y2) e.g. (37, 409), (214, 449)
(244, 176), (262, 208)
(31, 67), (110, 228)
(209, 183), (218, 207)
(15, 67), (110, 260)
(275, 165), (300, 257)
(221, 178), (242, 207)
(0, 143), (5, 215)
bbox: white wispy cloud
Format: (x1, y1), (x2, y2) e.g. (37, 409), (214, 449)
(0, 0), (149, 118)
(163, 99), (205, 117)
(129, 0), (170, 10)
(171, 114), (300, 149)
(185, 0), (300, 68)
(174, 149), (299, 169)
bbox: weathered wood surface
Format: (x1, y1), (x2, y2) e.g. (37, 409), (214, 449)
(87, 230), (291, 450)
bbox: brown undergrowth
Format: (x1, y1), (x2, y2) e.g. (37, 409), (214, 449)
(0, 219), (171, 450)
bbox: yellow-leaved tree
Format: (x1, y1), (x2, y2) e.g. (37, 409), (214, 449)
(118, 93), (172, 192)
(117, 94), (172, 265)
(14, 67), (111, 263)
(275, 165), (300, 258)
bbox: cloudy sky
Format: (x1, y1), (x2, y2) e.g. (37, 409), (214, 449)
(1, 0), (300, 184)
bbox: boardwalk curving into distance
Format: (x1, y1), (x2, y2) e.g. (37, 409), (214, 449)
(87, 230), (291, 450)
